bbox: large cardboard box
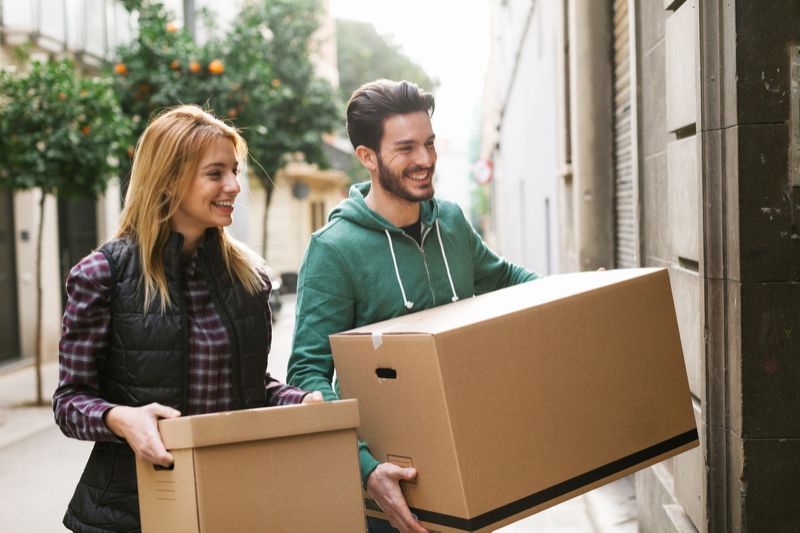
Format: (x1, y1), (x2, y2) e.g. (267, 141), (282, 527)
(331, 268), (699, 532)
(136, 400), (365, 532)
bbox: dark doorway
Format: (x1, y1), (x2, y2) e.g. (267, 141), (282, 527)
(0, 190), (20, 362)
(58, 197), (98, 308)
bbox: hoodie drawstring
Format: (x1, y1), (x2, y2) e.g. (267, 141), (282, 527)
(385, 221), (460, 310)
(385, 230), (414, 309)
(436, 220), (460, 303)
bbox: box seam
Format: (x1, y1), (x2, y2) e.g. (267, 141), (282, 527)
(432, 336), (471, 518)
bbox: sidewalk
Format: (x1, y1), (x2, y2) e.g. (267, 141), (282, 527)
(0, 296), (638, 532)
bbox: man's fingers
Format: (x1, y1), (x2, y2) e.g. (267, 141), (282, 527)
(385, 464), (417, 482)
(396, 508), (428, 533)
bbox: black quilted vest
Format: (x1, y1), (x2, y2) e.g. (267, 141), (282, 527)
(63, 231), (270, 533)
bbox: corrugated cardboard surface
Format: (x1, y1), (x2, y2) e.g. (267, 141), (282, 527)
(331, 268), (699, 532)
(136, 400), (365, 532)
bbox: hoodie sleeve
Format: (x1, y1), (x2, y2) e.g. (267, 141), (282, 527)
(288, 234), (352, 400)
(460, 207), (540, 293)
(287, 234), (381, 485)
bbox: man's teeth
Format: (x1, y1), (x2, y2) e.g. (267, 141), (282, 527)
(212, 201), (233, 207)
(408, 172), (428, 180)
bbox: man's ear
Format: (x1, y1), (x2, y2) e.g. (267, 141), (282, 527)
(355, 145), (378, 173)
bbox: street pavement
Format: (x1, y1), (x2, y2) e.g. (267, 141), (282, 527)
(0, 295), (637, 532)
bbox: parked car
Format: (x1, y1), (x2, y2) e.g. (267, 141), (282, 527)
(264, 264), (282, 323)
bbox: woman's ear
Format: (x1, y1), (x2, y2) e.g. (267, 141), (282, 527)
(355, 145), (377, 173)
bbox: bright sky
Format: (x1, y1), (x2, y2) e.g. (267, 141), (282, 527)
(328, 0), (491, 206)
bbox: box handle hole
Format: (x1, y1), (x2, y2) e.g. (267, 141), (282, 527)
(154, 463), (175, 471)
(375, 367), (397, 379)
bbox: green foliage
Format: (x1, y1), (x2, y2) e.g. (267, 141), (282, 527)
(0, 58), (132, 198)
(113, 0), (340, 185)
(224, 0), (341, 180)
(335, 19), (438, 106)
(111, 2), (230, 146)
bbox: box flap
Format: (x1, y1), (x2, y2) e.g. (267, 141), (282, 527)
(158, 399), (359, 450)
(333, 268), (665, 337)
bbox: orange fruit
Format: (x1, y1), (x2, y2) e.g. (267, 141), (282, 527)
(113, 63), (127, 75)
(166, 21), (178, 33)
(170, 59), (181, 70)
(189, 61), (201, 73)
(271, 78), (281, 88)
(208, 59), (224, 75)
(81, 125), (91, 135)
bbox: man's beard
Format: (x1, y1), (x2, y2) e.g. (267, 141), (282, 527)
(376, 155), (435, 203)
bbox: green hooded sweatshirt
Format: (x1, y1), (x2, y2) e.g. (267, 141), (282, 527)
(287, 182), (539, 484)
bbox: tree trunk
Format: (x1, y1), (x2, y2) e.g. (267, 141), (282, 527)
(34, 189), (46, 406)
(261, 182), (274, 260)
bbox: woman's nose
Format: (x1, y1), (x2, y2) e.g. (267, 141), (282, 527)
(225, 173), (241, 194)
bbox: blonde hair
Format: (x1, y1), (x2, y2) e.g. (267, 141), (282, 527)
(116, 105), (262, 312)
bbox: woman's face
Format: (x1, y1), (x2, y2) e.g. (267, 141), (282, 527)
(170, 136), (241, 240)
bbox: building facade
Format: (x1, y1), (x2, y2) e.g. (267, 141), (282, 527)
(0, 0), (135, 365)
(486, 0), (799, 530)
(0, 0), (348, 365)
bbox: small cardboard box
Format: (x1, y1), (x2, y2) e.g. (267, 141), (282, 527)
(136, 400), (365, 532)
(331, 268), (698, 532)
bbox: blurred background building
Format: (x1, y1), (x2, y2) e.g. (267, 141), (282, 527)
(0, 0), (136, 368)
(481, 0), (799, 531)
(0, 0), (349, 365)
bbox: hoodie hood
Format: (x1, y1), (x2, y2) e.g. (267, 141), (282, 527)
(328, 182), (439, 231)
(327, 181), (456, 310)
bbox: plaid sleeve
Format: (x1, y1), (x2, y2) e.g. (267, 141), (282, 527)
(257, 267), (308, 406)
(52, 252), (121, 442)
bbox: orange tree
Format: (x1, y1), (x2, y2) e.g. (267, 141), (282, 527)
(0, 57), (131, 404)
(113, 0), (340, 255)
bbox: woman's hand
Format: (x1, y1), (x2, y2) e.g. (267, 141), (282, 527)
(105, 403), (180, 467)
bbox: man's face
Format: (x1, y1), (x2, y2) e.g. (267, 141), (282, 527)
(374, 111), (437, 203)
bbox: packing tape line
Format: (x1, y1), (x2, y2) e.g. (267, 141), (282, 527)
(371, 331), (382, 350)
(365, 427), (699, 531)
(371, 323), (412, 350)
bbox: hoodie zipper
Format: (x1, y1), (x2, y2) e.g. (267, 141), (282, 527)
(397, 225), (437, 305)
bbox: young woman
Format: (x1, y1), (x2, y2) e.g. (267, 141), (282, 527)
(53, 105), (321, 532)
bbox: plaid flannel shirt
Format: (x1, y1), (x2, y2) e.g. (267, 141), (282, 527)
(53, 251), (306, 442)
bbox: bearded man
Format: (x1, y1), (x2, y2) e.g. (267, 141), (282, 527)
(288, 79), (540, 533)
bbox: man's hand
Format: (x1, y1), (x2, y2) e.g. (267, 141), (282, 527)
(301, 391), (324, 404)
(366, 462), (427, 533)
(105, 403), (180, 467)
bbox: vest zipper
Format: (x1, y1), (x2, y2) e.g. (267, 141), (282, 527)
(199, 249), (245, 409)
(398, 226), (437, 305)
(176, 262), (191, 414)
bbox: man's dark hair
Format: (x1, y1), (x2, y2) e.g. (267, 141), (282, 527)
(345, 79), (435, 152)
